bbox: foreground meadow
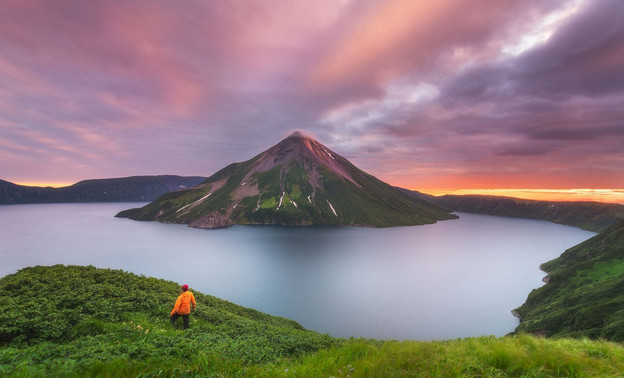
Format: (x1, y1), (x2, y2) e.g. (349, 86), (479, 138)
(2, 265), (623, 377)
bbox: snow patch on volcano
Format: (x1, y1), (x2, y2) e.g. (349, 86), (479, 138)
(327, 200), (338, 217)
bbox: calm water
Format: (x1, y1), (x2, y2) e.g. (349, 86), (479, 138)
(0, 203), (594, 340)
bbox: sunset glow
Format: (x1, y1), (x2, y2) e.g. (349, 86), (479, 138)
(423, 189), (624, 204)
(13, 182), (75, 189)
(1, 0), (623, 202)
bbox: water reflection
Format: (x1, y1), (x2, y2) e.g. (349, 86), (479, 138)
(0, 204), (594, 340)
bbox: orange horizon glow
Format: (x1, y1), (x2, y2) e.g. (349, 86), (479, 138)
(419, 188), (624, 204)
(14, 181), (75, 188)
(11, 179), (624, 205)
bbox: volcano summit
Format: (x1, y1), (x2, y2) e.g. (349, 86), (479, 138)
(116, 132), (457, 228)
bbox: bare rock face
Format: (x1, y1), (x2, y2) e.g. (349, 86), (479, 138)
(188, 212), (233, 229)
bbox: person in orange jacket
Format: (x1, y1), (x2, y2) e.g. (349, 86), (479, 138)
(170, 284), (196, 329)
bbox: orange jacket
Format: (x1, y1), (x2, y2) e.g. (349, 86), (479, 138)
(170, 291), (196, 316)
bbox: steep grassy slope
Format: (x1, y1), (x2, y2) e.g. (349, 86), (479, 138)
(514, 221), (624, 340)
(3, 265), (624, 377)
(0, 176), (206, 204)
(0, 265), (335, 375)
(405, 191), (624, 232)
(118, 134), (456, 227)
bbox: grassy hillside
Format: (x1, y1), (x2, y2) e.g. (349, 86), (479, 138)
(3, 265), (624, 377)
(514, 220), (624, 340)
(0, 265), (335, 376)
(405, 191), (624, 232)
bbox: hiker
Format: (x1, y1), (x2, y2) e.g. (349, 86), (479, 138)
(170, 284), (196, 329)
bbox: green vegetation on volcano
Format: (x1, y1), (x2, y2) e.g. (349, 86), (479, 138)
(3, 265), (624, 377)
(118, 133), (456, 228)
(514, 221), (624, 340)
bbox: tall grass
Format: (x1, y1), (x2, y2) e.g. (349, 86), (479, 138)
(265, 335), (624, 377)
(3, 266), (624, 377)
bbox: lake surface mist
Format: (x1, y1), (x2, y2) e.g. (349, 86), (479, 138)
(0, 203), (594, 340)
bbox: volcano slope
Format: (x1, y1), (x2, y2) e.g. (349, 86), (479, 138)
(117, 132), (456, 228)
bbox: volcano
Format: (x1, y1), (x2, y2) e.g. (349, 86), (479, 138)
(116, 132), (457, 228)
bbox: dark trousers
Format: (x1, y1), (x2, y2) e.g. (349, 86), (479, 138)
(170, 313), (190, 329)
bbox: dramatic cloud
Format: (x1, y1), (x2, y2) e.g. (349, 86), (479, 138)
(1, 0), (622, 201)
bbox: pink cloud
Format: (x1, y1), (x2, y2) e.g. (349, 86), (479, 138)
(0, 0), (622, 193)
(306, 0), (552, 92)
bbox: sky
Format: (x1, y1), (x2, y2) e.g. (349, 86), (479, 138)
(1, 0), (623, 203)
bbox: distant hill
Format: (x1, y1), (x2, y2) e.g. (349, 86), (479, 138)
(0, 176), (207, 204)
(514, 220), (624, 340)
(402, 190), (624, 232)
(117, 132), (456, 228)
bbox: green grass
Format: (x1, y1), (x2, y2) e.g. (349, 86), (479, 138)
(264, 335), (624, 377)
(3, 265), (624, 377)
(570, 259), (624, 286)
(514, 221), (624, 340)
(0, 265), (335, 375)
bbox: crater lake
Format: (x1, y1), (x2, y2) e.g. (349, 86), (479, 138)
(0, 203), (594, 340)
